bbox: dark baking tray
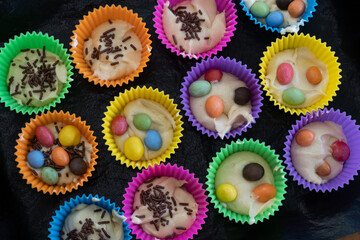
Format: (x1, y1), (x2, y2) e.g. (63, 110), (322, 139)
(0, 0), (359, 239)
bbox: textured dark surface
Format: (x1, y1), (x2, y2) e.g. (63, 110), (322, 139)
(0, 0), (360, 239)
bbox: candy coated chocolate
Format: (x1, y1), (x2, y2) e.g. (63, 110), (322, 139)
(306, 66), (322, 85)
(133, 113), (152, 131)
(288, 0), (305, 18)
(58, 125), (81, 147)
(295, 129), (315, 146)
(282, 87), (305, 106)
(144, 129), (162, 151)
(276, 63), (293, 85)
(216, 183), (237, 203)
(234, 87), (251, 105)
(243, 163), (264, 181)
(266, 11), (284, 27)
(205, 95), (223, 118)
(111, 116), (128, 136)
(331, 141), (350, 162)
(316, 161), (331, 177)
(250, 1), (270, 18)
(124, 136), (144, 161)
(51, 146), (70, 166)
(252, 183), (277, 203)
(276, 0), (293, 10)
(69, 157), (87, 175)
(41, 167), (58, 185)
(189, 80), (211, 97)
(205, 69), (223, 83)
(27, 150), (45, 169)
(35, 126), (54, 147)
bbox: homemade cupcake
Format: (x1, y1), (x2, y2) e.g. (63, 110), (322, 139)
(15, 111), (98, 195)
(240, 0), (317, 34)
(102, 86), (183, 169)
(48, 194), (132, 240)
(70, 5), (151, 87)
(259, 33), (341, 115)
(206, 139), (287, 224)
(154, 0), (237, 59)
(122, 163), (208, 240)
(0, 32), (73, 115)
(284, 108), (360, 192)
(180, 57), (262, 139)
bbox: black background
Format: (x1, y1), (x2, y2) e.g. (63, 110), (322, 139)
(0, 0), (360, 239)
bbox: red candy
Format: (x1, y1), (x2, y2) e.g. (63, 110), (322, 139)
(276, 63), (293, 85)
(35, 126), (54, 147)
(205, 69), (223, 83)
(111, 116), (128, 136)
(331, 141), (350, 162)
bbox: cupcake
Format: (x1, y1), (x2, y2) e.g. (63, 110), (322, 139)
(102, 86), (183, 169)
(122, 163), (208, 240)
(206, 139), (287, 224)
(15, 111), (98, 195)
(180, 56), (262, 139)
(48, 194), (132, 240)
(153, 0), (237, 59)
(0, 31), (73, 115)
(284, 108), (360, 192)
(259, 33), (341, 115)
(240, 0), (318, 34)
(70, 4), (152, 87)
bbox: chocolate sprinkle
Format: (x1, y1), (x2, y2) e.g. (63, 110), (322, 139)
(94, 209), (102, 212)
(135, 215), (145, 218)
(179, 203), (189, 206)
(130, 44), (137, 51)
(176, 226), (187, 230)
(102, 228), (110, 238)
(108, 19), (113, 24)
(101, 210), (106, 219)
(110, 61), (119, 66)
(172, 35), (178, 45)
(122, 36), (131, 42)
(98, 221), (110, 225)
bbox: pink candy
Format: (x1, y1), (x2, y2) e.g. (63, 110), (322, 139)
(331, 141), (350, 162)
(111, 116), (128, 136)
(35, 126), (54, 147)
(276, 63), (293, 85)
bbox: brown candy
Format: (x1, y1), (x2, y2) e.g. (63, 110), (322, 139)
(288, 0), (305, 18)
(316, 161), (331, 177)
(234, 87), (251, 105)
(69, 157), (87, 175)
(243, 163), (264, 181)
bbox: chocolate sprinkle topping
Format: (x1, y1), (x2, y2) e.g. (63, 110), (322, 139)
(108, 19), (113, 24)
(101, 210), (106, 219)
(94, 209), (102, 212)
(122, 36), (131, 42)
(176, 226), (187, 230)
(172, 35), (178, 45)
(98, 221), (110, 225)
(110, 61), (119, 66)
(130, 44), (137, 51)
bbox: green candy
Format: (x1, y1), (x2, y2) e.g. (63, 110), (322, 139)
(250, 2), (270, 18)
(41, 167), (59, 185)
(133, 113), (152, 130)
(282, 88), (305, 106)
(189, 80), (211, 97)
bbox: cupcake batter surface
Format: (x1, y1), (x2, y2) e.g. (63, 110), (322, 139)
(291, 121), (347, 184)
(114, 99), (175, 160)
(131, 177), (198, 239)
(162, 0), (226, 55)
(62, 203), (125, 240)
(265, 47), (329, 108)
(190, 72), (253, 139)
(7, 48), (67, 107)
(84, 20), (142, 81)
(215, 152), (275, 219)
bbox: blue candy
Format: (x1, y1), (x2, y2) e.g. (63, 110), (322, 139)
(27, 150), (45, 169)
(266, 11), (284, 27)
(144, 130), (162, 151)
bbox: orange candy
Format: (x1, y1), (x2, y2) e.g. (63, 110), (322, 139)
(306, 66), (322, 85)
(252, 183), (277, 203)
(288, 0), (305, 18)
(51, 146), (70, 166)
(205, 96), (223, 118)
(295, 129), (315, 146)
(316, 161), (331, 177)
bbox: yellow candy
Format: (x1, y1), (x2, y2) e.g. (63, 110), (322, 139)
(216, 183), (237, 202)
(124, 136), (144, 161)
(58, 125), (81, 147)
